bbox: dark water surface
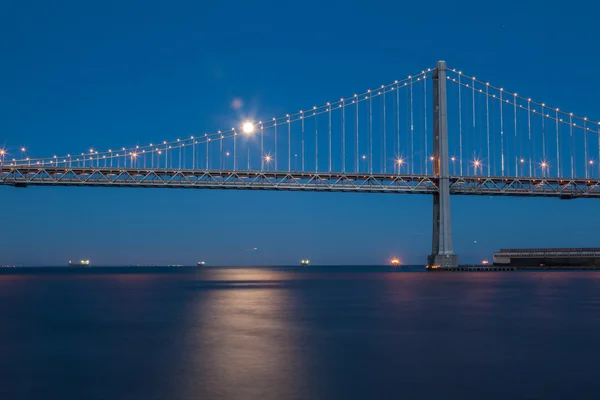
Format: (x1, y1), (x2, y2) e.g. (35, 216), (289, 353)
(1, 267), (599, 399)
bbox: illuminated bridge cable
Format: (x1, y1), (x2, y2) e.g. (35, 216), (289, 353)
(301, 111), (305, 172)
(315, 112), (318, 172)
(513, 93), (517, 176)
(528, 100), (532, 177)
(570, 114), (574, 178)
(584, 119), (588, 178)
(486, 84), (490, 176)
(410, 77), (414, 174)
(424, 72), (428, 174)
(383, 87), (386, 174)
(396, 80), (400, 162)
(500, 88), (504, 176)
(355, 95), (358, 173)
(328, 104), (332, 173)
(556, 109), (560, 177)
(369, 92), (372, 174)
(458, 72), (463, 175)
(342, 99), (345, 173)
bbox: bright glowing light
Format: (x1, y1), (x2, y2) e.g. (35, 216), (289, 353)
(264, 155), (272, 163)
(520, 159), (525, 163)
(242, 122), (255, 134)
(590, 160), (595, 165)
(473, 160), (481, 167)
(390, 258), (401, 266)
(21, 147), (25, 152)
(396, 158), (403, 165)
(451, 157), (456, 161)
(430, 156), (435, 161)
(541, 162), (548, 168)
(362, 155), (366, 160)
(482, 260), (489, 265)
(0, 149), (5, 155)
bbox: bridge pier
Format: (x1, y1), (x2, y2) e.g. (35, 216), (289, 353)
(427, 61), (458, 269)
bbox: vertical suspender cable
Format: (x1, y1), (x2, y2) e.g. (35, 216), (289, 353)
(328, 105), (332, 173)
(556, 110), (560, 177)
(315, 112), (318, 172)
(355, 97), (359, 173)
(542, 106), (546, 163)
(424, 73), (428, 174)
(369, 93), (372, 174)
(584, 120), (588, 178)
(458, 73), (463, 175)
(233, 130), (237, 170)
(527, 101), (532, 176)
(486, 84), (490, 176)
(410, 79), (414, 174)
(513, 95), (517, 175)
(500, 89), (504, 176)
(342, 100), (346, 173)
(383, 89), (386, 173)
(396, 82), (400, 160)
(570, 114), (574, 178)
(301, 112), (305, 172)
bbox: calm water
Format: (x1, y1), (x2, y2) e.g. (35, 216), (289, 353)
(1, 267), (599, 400)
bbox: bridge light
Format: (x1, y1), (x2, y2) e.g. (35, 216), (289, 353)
(21, 147), (25, 152)
(451, 157), (456, 161)
(0, 149), (5, 155)
(430, 156), (435, 161)
(520, 159), (525, 163)
(242, 122), (255, 134)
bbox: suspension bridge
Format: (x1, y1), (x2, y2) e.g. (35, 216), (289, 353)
(2, 61), (599, 267)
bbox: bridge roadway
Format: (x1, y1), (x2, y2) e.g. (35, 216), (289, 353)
(1, 166), (599, 198)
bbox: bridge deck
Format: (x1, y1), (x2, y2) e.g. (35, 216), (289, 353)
(1, 167), (599, 197)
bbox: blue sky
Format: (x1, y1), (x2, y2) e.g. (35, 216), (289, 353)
(1, 0), (599, 266)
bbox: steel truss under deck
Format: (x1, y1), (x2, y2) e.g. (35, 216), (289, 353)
(1, 167), (600, 198)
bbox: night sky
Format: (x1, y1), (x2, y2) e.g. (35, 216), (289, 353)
(1, 0), (599, 266)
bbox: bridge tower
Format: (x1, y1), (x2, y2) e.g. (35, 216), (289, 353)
(427, 60), (458, 268)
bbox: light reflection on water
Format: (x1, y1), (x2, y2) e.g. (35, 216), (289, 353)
(183, 270), (311, 399)
(0, 267), (599, 399)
